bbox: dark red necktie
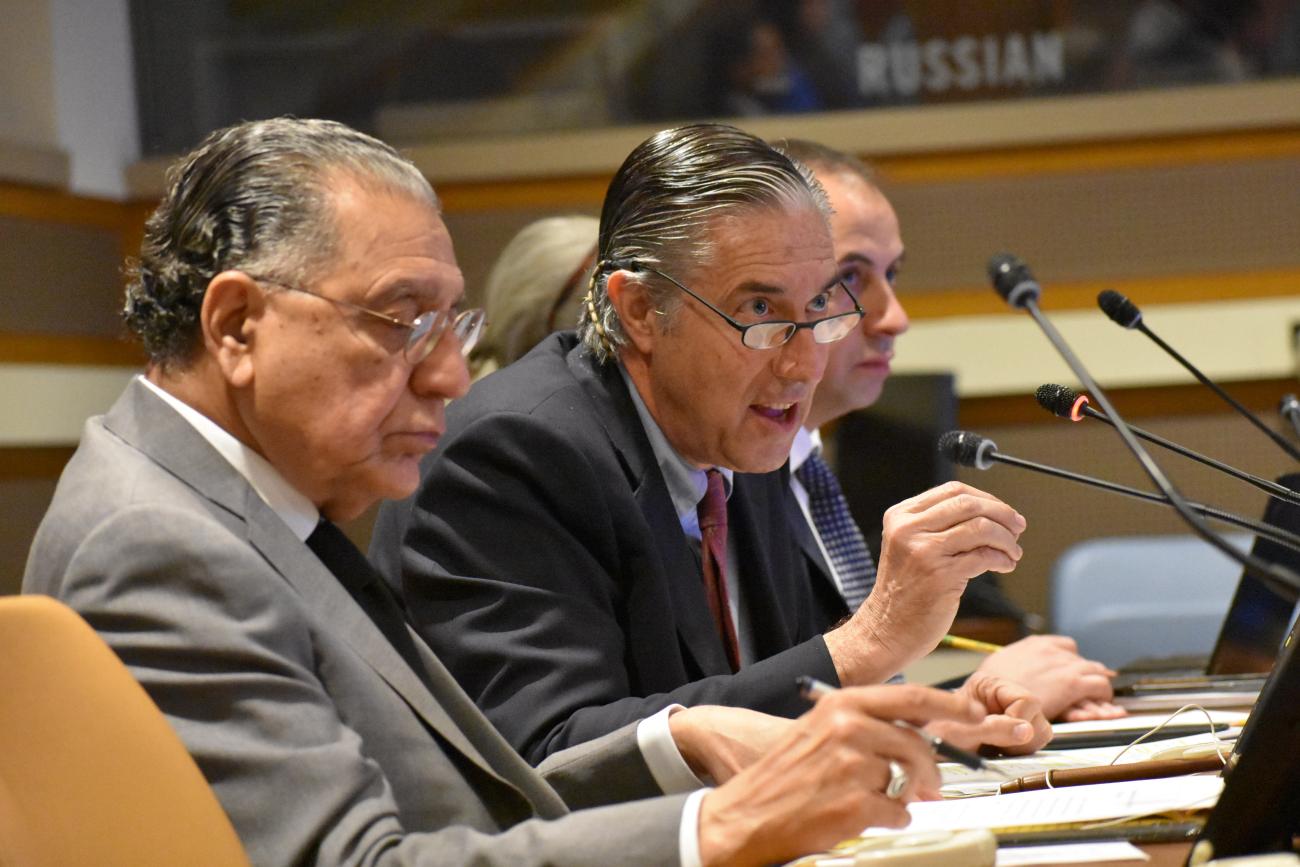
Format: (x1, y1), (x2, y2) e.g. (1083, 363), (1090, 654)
(698, 468), (740, 672)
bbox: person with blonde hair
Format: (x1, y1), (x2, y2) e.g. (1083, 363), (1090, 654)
(471, 215), (599, 378)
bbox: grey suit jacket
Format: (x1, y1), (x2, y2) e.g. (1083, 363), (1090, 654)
(23, 379), (688, 867)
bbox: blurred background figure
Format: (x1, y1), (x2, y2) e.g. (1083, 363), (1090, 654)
(470, 215), (599, 379)
(714, 18), (823, 116)
(765, 0), (866, 110)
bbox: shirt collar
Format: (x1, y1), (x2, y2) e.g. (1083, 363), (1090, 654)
(790, 426), (823, 474)
(139, 375), (320, 541)
(617, 364), (733, 524)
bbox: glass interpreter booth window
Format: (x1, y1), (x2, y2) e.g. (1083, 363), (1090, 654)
(131, 0), (1300, 156)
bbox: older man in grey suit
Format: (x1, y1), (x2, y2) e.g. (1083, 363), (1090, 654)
(23, 118), (996, 867)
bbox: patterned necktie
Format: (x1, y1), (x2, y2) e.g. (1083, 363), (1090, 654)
(698, 468), (741, 672)
(306, 519), (434, 691)
(796, 451), (878, 612)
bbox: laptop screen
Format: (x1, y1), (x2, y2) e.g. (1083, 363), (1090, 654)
(1205, 473), (1300, 676)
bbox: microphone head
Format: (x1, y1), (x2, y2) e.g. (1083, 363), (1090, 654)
(1097, 289), (1143, 329)
(1281, 394), (1300, 419)
(938, 430), (998, 471)
(1035, 383), (1089, 421)
(987, 253), (1041, 309)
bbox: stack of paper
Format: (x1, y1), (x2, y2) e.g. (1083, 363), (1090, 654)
(941, 729), (1235, 794)
(865, 776), (1223, 837)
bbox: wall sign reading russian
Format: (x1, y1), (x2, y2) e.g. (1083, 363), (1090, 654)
(857, 31), (1066, 97)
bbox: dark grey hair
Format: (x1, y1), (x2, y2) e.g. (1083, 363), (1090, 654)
(579, 123), (829, 362)
(779, 139), (880, 190)
(123, 117), (436, 368)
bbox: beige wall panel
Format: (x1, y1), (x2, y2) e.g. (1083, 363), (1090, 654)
(958, 411), (1297, 620)
(887, 156), (1300, 293)
(0, 0), (56, 150)
(896, 296), (1300, 396)
(0, 366), (137, 445)
(442, 206), (599, 308)
(0, 215), (125, 335)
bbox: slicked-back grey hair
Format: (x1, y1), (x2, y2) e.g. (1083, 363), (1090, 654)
(579, 123), (829, 362)
(123, 116), (437, 368)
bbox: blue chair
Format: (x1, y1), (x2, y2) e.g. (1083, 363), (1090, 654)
(1050, 533), (1251, 669)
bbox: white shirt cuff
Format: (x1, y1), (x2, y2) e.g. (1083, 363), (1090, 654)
(636, 704), (707, 794)
(678, 788), (710, 867)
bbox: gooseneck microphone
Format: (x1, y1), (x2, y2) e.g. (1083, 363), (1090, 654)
(939, 430), (1300, 556)
(1097, 289), (1300, 463)
(1281, 394), (1300, 440)
(1036, 383), (1300, 507)
(989, 254), (1300, 598)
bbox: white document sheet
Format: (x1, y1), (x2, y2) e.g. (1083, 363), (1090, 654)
(996, 841), (1148, 865)
(1048, 710), (1249, 736)
(864, 775), (1223, 836)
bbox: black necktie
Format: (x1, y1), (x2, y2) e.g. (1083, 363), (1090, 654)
(306, 520), (433, 690)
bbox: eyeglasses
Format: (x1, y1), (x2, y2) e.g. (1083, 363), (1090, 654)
(251, 276), (485, 364)
(631, 264), (864, 350)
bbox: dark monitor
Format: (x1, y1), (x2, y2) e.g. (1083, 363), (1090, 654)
(1192, 610), (1300, 861)
(833, 372), (957, 560)
(1205, 473), (1300, 676)
(833, 372), (1026, 625)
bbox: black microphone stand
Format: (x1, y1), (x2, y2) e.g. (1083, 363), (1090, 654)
(1099, 290), (1300, 463)
(1036, 386), (1300, 507)
(984, 449), (1300, 555)
(991, 257), (1300, 599)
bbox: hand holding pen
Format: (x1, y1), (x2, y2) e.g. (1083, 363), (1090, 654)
(798, 676), (1013, 780)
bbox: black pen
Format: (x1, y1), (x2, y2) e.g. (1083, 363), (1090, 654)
(796, 675), (1002, 775)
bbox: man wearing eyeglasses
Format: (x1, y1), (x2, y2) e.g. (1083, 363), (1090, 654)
(26, 117), (1020, 866)
(373, 123), (1046, 767)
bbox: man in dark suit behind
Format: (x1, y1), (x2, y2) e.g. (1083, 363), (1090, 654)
(373, 123), (1049, 766)
(24, 117), (999, 866)
(779, 139), (1124, 722)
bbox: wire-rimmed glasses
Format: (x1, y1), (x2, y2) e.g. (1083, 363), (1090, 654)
(251, 276), (485, 363)
(631, 264), (863, 350)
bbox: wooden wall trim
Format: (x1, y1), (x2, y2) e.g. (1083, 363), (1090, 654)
(431, 127), (1300, 214)
(0, 182), (152, 259)
(0, 182), (131, 229)
(959, 377), (1298, 429)
(878, 128), (1300, 185)
(0, 446), (75, 482)
(903, 268), (1300, 320)
(0, 333), (144, 366)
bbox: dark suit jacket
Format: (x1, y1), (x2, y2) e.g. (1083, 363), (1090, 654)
(372, 333), (844, 764)
(24, 379), (687, 867)
(783, 481), (853, 623)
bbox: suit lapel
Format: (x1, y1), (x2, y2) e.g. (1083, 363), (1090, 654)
(731, 473), (797, 656)
(784, 470), (850, 625)
(107, 380), (542, 802)
(786, 474), (835, 591)
(567, 342), (734, 676)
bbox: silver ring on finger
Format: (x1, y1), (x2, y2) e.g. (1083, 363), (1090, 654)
(885, 760), (909, 800)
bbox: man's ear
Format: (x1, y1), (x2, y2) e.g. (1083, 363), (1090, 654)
(605, 269), (658, 355)
(199, 270), (264, 388)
